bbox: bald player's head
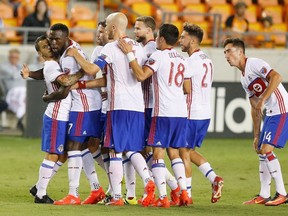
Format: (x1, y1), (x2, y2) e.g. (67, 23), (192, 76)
(106, 12), (128, 40)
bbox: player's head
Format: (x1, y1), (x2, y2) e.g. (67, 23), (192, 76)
(156, 24), (179, 49)
(35, 35), (53, 60)
(48, 23), (70, 55)
(134, 16), (156, 43)
(96, 20), (109, 46)
(180, 23), (203, 53)
(223, 37), (245, 67)
(105, 12), (128, 40)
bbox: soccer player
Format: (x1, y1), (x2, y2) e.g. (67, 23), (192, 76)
(30, 35), (83, 204)
(224, 37), (288, 206)
(179, 23), (224, 204)
(118, 23), (191, 207)
(133, 16), (180, 205)
(65, 12), (155, 207)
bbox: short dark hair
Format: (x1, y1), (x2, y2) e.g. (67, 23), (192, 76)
(35, 35), (48, 51)
(183, 23), (203, 44)
(158, 24), (179, 46)
(50, 23), (69, 36)
(223, 38), (245, 54)
(136, 16), (156, 31)
(98, 20), (106, 28)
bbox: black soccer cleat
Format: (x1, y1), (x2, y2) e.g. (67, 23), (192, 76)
(34, 195), (54, 204)
(29, 185), (37, 197)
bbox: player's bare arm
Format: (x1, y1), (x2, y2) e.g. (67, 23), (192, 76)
(183, 79), (191, 94)
(71, 76), (107, 90)
(250, 96), (261, 153)
(42, 86), (71, 103)
(56, 69), (84, 86)
(21, 64), (44, 80)
(118, 38), (153, 81)
(65, 47), (100, 76)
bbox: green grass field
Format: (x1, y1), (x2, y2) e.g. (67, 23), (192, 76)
(1, 136), (288, 216)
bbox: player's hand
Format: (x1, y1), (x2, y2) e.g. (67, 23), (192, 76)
(253, 137), (260, 153)
(117, 38), (132, 54)
(20, 64), (30, 79)
(70, 83), (78, 90)
(101, 91), (108, 101)
(65, 47), (78, 57)
(42, 90), (49, 103)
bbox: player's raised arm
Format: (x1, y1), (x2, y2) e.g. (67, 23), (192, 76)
(118, 38), (153, 81)
(21, 64), (44, 80)
(65, 47), (100, 76)
(56, 69), (84, 87)
(71, 76), (107, 90)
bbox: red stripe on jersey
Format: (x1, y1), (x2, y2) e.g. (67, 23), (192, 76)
(142, 77), (152, 109)
(274, 89), (286, 114)
(272, 113), (287, 144)
(104, 112), (112, 148)
(50, 118), (58, 153)
(75, 112), (84, 136)
(148, 116), (157, 145)
(51, 83), (61, 119)
(152, 73), (159, 117)
(76, 89), (89, 112)
(186, 78), (193, 119)
(109, 66), (115, 111)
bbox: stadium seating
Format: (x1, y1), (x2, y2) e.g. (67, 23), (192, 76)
(156, 3), (179, 23)
(245, 5), (257, 23)
(0, 3), (14, 19)
(257, 0), (278, 7)
(231, 0), (253, 6)
(182, 4), (207, 23)
(261, 5), (284, 24)
(130, 2), (153, 23)
(176, 0), (201, 10)
(2, 18), (22, 44)
(271, 23), (287, 46)
(71, 20), (97, 44)
(208, 4), (232, 26)
(48, 1), (68, 20)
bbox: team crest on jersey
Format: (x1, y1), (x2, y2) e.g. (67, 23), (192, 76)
(248, 75), (253, 81)
(148, 58), (156, 65)
(63, 68), (70, 73)
(260, 67), (267, 75)
(57, 144), (64, 153)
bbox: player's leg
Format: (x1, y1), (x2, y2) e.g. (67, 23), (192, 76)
(122, 155), (137, 204)
(179, 147), (192, 205)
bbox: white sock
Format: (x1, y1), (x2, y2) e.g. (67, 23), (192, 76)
(68, 151), (82, 197)
(82, 149), (100, 191)
(259, 154), (271, 198)
(123, 155), (136, 198)
(171, 158), (187, 191)
(265, 152), (286, 196)
(152, 159), (167, 198)
(36, 159), (55, 198)
(51, 161), (63, 178)
(198, 162), (217, 183)
(144, 152), (153, 170)
(126, 151), (151, 187)
(109, 152), (123, 200)
(102, 153), (112, 195)
(186, 177), (192, 198)
(92, 149), (105, 171)
(165, 168), (178, 190)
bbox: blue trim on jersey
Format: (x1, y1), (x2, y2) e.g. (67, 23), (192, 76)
(82, 150), (90, 157)
(94, 56), (108, 70)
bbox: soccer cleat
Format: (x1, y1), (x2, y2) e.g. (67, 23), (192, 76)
(29, 185), (37, 197)
(105, 198), (124, 206)
(170, 186), (180, 206)
(141, 180), (156, 207)
(124, 197), (138, 205)
(34, 195), (54, 204)
(153, 197), (170, 208)
(99, 193), (112, 205)
(265, 192), (287, 206)
(243, 195), (270, 204)
(211, 176), (224, 203)
(179, 190), (189, 206)
(81, 187), (106, 204)
(54, 194), (81, 205)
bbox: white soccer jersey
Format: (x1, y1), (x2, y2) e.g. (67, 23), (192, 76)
(142, 40), (156, 109)
(43, 60), (71, 121)
(59, 40), (102, 112)
(241, 57), (288, 116)
(145, 48), (190, 117)
(186, 49), (213, 119)
(100, 37), (146, 112)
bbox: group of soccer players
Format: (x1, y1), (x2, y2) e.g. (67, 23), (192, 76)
(21, 12), (225, 207)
